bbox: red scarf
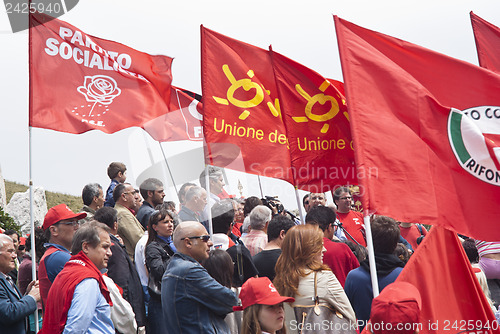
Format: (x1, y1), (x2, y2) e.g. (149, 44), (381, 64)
(39, 251), (112, 334)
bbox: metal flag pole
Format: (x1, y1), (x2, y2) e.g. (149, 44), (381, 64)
(294, 187), (305, 224)
(28, 10), (39, 330)
(364, 215), (380, 297)
(158, 142), (179, 202)
(257, 175), (264, 198)
(204, 165), (214, 240)
(28, 126), (39, 332)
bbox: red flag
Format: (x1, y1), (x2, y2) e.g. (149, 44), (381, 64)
(201, 26), (293, 184)
(270, 48), (357, 191)
(142, 87), (204, 142)
(396, 227), (498, 334)
(471, 12), (500, 74)
(334, 16), (500, 241)
(29, 12), (173, 134)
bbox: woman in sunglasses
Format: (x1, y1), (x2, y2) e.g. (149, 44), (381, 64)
(145, 208), (176, 334)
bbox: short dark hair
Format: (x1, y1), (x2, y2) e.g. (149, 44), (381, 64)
(4, 229), (19, 239)
(139, 178), (163, 200)
(394, 243), (410, 264)
(303, 194), (310, 207)
(82, 183), (102, 206)
(462, 238), (479, 264)
(243, 196), (262, 217)
(71, 221), (109, 254)
(305, 206), (337, 232)
(113, 183), (127, 203)
(107, 162), (126, 179)
(25, 227), (48, 260)
(94, 207), (118, 230)
(371, 215), (400, 254)
(332, 186), (350, 205)
(267, 215), (295, 242)
(212, 200), (235, 234)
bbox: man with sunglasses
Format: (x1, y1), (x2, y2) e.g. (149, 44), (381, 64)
(162, 221), (238, 334)
(39, 204), (86, 310)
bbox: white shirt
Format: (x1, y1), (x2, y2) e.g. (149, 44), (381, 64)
(134, 232), (149, 286)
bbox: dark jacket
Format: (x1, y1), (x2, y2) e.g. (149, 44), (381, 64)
(0, 273), (38, 334)
(137, 202), (156, 229)
(162, 252), (238, 334)
(145, 237), (174, 299)
(107, 234), (146, 327)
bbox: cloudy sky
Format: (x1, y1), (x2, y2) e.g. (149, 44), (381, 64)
(0, 0), (499, 210)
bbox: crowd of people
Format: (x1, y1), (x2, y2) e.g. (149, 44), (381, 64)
(0, 162), (497, 334)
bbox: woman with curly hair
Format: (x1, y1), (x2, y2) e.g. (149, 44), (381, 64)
(274, 224), (356, 332)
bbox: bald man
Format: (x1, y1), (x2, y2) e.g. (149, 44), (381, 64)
(162, 222), (237, 334)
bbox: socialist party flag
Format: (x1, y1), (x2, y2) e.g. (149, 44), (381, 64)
(396, 226), (498, 334)
(270, 48), (357, 191)
(471, 12), (500, 74)
(142, 87), (203, 142)
(201, 26), (293, 185)
(29, 12), (173, 134)
(334, 16), (500, 241)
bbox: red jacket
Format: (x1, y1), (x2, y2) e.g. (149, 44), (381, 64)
(39, 251), (112, 334)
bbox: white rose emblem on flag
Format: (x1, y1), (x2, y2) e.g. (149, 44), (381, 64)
(77, 75), (122, 116)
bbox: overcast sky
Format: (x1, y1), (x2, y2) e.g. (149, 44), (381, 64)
(1, 0), (499, 210)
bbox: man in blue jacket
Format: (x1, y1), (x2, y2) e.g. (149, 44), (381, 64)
(344, 215), (405, 331)
(0, 234), (40, 334)
(162, 221), (238, 333)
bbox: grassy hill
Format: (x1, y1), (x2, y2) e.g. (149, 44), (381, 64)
(5, 180), (82, 213)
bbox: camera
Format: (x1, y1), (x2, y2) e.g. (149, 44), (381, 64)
(261, 196), (284, 214)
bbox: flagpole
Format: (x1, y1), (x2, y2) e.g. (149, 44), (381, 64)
(28, 127), (39, 332)
(257, 175), (264, 198)
(364, 215), (380, 297)
(158, 142), (179, 202)
(221, 168), (233, 196)
(204, 165), (214, 241)
(28, 9), (39, 331)
(294, 187), (305, 224)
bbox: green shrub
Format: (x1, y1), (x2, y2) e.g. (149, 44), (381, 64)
(0, 207), (20, 234)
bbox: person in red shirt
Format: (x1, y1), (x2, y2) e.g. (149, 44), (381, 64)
(398, 222), (427, 250)
(333, 187), (366, 247)
(305, 205), (359, 287)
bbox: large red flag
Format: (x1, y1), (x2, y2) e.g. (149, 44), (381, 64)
(396, 226), (498, 334)
(201, 26), (293, 184)
(334, 16), (500, 241)
(29, 12), (173, 134)
(471, 12), (500, 74)
(142, 87), (203, 142)
(270, 48), (357, 191)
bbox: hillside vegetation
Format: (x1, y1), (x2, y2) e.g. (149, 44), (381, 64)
(5, 180), (82, 213)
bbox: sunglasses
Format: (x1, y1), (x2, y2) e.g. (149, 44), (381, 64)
(181, 235), (211, 242)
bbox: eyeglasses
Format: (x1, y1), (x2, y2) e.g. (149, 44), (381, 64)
(123, 191), (135, 196)
(181, 235), (211, 242)
(59, 221), (79, 227)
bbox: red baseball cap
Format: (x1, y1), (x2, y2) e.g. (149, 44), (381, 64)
(43, 204), (87, 230)
(233, 277), (295, 311)
(370, 282), (421, 334)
